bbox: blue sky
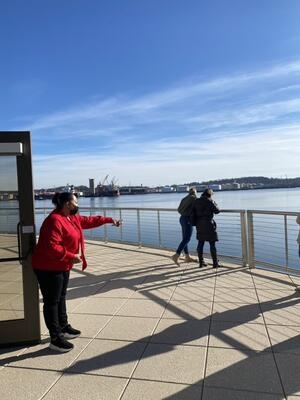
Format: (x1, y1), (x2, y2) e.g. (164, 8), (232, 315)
(1, 0), (300, 188)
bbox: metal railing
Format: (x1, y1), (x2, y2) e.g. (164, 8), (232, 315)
(247, 210), (300, 273)
(1, 207), (300, 274)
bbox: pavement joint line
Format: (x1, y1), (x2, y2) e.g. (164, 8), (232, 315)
(118, 273), (185, 398)
(3, 242), (300, 398)
(250, 268), (287, 399)
(199, 264), (218, 400)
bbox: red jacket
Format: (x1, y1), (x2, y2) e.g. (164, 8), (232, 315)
(32, 210), (114, 271)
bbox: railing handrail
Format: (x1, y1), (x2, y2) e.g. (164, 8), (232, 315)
(247, 209), (300, 216)
(2, 206), (300, 275)
(34, 206), (300, 216)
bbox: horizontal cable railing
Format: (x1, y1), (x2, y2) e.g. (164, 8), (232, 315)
(1, 206), (299, 274)
(247, 210), (300, 273)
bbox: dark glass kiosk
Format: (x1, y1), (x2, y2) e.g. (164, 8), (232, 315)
(0, 131), (40, 346)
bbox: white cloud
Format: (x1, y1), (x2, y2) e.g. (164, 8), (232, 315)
(18, 59), (300, 133)
(32, 122), (300, 187)
(19, 58), (300, 187)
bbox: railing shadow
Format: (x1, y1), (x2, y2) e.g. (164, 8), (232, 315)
(65, 261), (297, 303)
(63, 293), (300, 397)
(164, 333), (300, 399)
(31, 243), (300, 398)
(3, 291), (300, 398)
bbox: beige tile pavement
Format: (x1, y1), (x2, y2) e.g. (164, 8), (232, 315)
(1, 241), (300, 399)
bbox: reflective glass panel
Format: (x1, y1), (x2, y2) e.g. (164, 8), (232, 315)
(0, 156), (24, 320)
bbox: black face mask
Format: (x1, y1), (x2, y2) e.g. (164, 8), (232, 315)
(70, 206), (79, 215)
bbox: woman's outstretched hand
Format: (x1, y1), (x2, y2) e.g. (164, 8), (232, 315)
(112, 219), (123, 227)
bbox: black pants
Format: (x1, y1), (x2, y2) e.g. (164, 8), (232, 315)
(197, 240), (217, 254)
(197, 240), (218, 266)
(34, 270), (70, 339)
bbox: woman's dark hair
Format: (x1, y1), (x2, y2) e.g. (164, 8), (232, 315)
(52, 192), (76, 209)
(201, 188), (213, 198)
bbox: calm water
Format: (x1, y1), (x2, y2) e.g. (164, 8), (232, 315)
(33, 187), (300, 211)
(1, 187), (300, 270)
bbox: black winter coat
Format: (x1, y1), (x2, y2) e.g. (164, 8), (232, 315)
(191, 196), (220, 242)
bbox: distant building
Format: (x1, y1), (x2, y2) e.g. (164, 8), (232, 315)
(240, 182), (257, 189)
(177, 185), (189, 193)
(63, 183), (74, 192)
(159, 186), (175, 193)
(119, 186), (150, 195)
(0, 192), (18, 201)
(89, 178), (95, 196)
(209, 184), (222, 191)
(195, 184), (208, 192)
(221, 182), (240, 190)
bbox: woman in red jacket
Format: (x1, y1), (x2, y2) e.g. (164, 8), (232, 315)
(32, 192), (121, 352)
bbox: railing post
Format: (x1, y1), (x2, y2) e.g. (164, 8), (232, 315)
(247, 211), (255, 269)
(32, 206), (300, 276)
(137, 209), (141, 248)
(103, 209), (108, 243)
(89, 207), (94, 238)
(157, 210), (162, 248)
(240, 210), (248, 267)
(284, 214), (289, 271)
(119, 209), (123, 241)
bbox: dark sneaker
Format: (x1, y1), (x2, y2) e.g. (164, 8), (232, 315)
(62, 324), (81, 339)
(49, 336), (74, 353)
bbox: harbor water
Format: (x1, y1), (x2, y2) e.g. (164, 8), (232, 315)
(34, 186), (300, 211)
(1, 187), (300, 271)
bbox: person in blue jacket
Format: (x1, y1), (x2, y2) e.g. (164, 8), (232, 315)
(171, 188), (198, 266)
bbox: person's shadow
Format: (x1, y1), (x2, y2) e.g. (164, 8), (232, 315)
(5, 271), (300, 399)
(59, 292), (300, 399)
(163, 332), (300, 399)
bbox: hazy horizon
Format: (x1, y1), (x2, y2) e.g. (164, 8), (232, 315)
(33, 175), (300, 191)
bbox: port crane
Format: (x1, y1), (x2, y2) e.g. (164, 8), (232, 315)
(100, 174), (109, 186)
(95, 174), (120, 197)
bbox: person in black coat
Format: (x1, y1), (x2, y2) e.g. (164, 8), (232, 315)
(191, 188), (221, 268)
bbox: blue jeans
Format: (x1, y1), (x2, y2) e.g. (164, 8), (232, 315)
(176, 216), (193, 255)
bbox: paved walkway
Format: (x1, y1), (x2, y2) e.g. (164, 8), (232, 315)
(1, 241), (300, 399)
